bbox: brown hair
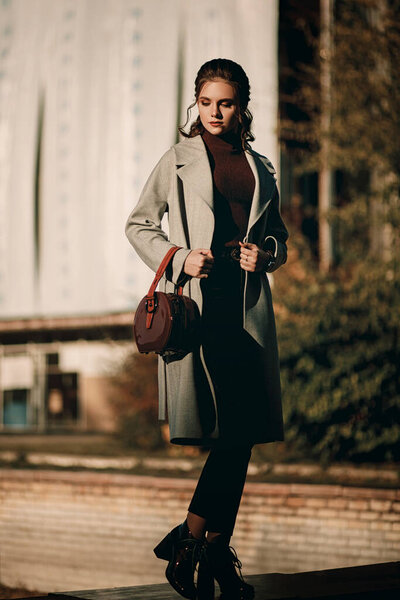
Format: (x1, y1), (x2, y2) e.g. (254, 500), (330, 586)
(178, 58), (255, 151)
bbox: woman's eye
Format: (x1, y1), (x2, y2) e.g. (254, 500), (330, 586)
(200, 101), (233, 107)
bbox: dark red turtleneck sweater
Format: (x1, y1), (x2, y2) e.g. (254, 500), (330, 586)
(201, 128), (255, 253)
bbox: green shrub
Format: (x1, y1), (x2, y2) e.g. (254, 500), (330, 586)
(274, 228), (400, 464)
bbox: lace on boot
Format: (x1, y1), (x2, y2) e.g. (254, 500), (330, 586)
(178, 534), (204, 574)
(207, 538), (255, 600)
(226, 544), (245, 583)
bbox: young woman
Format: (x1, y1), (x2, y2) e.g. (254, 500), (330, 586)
(125, 58), (288, 600)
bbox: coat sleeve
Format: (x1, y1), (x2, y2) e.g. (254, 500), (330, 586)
(262, 183), (289, 273)
(125, 147), (192, 286)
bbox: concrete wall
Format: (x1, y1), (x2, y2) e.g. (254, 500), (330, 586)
(1, 469), (399, 593)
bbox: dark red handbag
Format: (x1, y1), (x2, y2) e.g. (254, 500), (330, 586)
(133, 246), (200, 362)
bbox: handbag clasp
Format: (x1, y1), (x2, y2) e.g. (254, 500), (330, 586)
(145, 295), (158, 313)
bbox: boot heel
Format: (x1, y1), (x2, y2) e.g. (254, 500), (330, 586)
(153, 531), (173, 560)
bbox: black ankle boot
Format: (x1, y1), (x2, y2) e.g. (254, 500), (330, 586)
(206, 535), (254, 600)
(197, 542), (215, 600)
(153, 519), (205, 599)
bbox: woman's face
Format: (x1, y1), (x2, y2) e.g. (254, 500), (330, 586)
(197, 79), (239, 135)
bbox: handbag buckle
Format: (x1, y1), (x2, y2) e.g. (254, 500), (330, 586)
(145, 295), (158, 313)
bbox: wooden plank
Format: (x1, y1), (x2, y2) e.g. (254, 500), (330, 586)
(48, 584), (180, 599)
(44, 561), (400, 600)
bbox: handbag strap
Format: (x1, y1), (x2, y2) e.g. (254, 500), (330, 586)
(145, 245), (184, 329)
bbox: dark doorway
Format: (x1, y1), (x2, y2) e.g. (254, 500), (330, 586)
(45, 370), (79, 427)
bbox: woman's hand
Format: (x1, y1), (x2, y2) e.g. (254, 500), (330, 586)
(239, 241), (272, 272)
(183, 249), (214, 278)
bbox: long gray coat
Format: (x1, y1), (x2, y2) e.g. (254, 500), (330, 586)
(125, 134), (289, 446)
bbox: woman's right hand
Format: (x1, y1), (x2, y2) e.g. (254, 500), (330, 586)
(183, 249), (214, 278)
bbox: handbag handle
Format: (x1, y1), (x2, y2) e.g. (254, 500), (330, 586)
(145, 245), (184, 329)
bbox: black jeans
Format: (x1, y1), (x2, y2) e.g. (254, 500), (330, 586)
(188, 253), (252, 537)
(187, 443), (253, 538)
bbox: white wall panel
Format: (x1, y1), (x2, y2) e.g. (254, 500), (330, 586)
(180, 0), (278, 165)
(0, 0), (278, 319)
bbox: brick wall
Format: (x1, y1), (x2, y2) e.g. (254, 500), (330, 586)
(0, 469), (399, 594)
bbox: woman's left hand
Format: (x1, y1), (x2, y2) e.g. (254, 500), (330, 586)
(238, 241), (271, 272)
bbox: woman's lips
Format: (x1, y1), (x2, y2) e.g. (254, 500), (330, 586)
(209, 122), (223, 127)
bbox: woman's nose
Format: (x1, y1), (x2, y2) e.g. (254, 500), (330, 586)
(211, 104), (221, 117)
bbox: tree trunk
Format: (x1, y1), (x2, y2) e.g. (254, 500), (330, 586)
(318, 0), (334, 273)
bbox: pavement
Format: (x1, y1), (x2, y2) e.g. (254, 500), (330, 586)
(0, 449), (399, 486)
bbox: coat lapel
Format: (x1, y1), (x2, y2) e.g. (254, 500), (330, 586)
(175, 134), (277, 245)
(243, 150), (276, 240)
(175, 135), (214, 213)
